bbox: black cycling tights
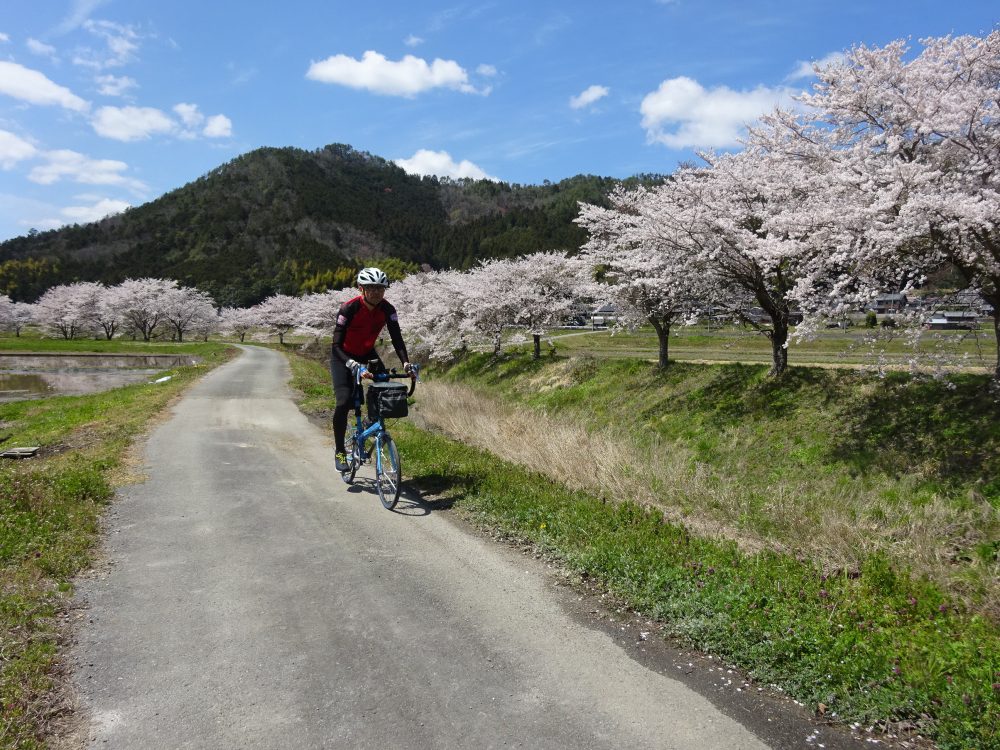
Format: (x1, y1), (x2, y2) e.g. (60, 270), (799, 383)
(332, 403), (352, 453)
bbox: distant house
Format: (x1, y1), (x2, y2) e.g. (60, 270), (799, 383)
(591, 303), (619, 328)
(927, 311), (980, 330)
(874, 293), (907, 313)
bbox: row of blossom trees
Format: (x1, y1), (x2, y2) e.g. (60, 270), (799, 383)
(1, 34), (996, 380)
(0, 280), (219, 342)
(576, 30), (1000, 378)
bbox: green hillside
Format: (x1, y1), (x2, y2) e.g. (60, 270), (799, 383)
(0, 144), (657, 306)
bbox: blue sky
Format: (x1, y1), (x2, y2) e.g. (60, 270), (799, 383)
(0, 0), (996, 242)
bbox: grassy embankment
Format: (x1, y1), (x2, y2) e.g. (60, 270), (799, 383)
(0, 336), (232, 749)
(286, 345), (999, 750)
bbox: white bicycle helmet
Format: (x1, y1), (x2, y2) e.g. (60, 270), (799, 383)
(357, 267), (389, 287)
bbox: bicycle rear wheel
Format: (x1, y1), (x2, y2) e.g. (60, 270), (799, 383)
(375, 434), (401, 509)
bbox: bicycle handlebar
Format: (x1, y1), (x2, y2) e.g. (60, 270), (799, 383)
(354, 363), (419, 397)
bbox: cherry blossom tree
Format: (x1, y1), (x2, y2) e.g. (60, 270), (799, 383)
(577, 186), (716, 369)
(219, 306), (259, 343)
(0, 295), (11, 333)
(758, 31), (1000, 378)
(189, 303), (221, 342)
(8, 302), (34, 337)
(161, 286), (217, 342)
(296, 288), (357, 338)
(509, 251), (589, 359)
(93, 286), (124, 339)
(460, 258), (531, 357)
(32, 282), (101, 339)
(390, 270), (472, 362)
(255, 294), (302, 344)
(105, 278), (177, 341)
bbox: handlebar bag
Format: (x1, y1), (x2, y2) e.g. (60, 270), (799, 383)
(367, 381), (409, 419)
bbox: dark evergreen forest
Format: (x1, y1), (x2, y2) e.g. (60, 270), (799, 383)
(0, 143), (663, 306)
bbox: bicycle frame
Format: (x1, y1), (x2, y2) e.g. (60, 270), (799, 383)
(346, 362), (417, 469)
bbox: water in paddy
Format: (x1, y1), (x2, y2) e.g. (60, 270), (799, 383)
(0, 354), (199, 402)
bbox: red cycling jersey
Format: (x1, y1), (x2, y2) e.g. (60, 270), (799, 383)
(331, 296), (409, 364)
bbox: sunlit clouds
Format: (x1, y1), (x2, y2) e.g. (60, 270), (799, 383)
(92, 104), (232, 141)
(640, 76), (795, 149)
(307, 50), (489, 97)
(0, 61), (90, 112)
(0, 130), (38, 169)
(394, 149), (497, 181)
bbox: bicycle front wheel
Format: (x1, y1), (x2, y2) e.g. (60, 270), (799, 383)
(375, 434), (401, 510)
(340, 437), (359, 484)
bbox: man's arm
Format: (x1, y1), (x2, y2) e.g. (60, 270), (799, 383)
(331, 301), (357, 365)
(384, 303), (410, 366)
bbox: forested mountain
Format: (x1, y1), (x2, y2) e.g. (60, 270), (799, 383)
(0, 143), (663, 306)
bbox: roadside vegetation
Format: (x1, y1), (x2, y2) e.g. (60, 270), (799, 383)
(283, 346), (999, 750)
(0, 337), (232, 749)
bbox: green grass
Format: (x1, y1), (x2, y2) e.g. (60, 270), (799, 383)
(438, 354), (1000, 606)
(543, 324), (997, 370)
(281, 348), (1000, 750)
(0, 339), (233, 749)
(0, 329), (223, 356)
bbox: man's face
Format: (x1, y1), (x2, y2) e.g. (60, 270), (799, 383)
(361, 284), (385, 303)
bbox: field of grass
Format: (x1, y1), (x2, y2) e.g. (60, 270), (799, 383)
(0, 338), (233, 748)
(541, 323), (997, 371)
(0, 331), (223, 356)
(281, 347), (1000, 750)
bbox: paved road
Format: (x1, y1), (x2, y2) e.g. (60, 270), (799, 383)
(69, 345), (776, 749)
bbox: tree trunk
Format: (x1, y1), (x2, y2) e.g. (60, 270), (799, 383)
(533, 334), (541, 360)
(769, 318), (789, 376)
(992, 307), (1000, 382)
(649, 318), (670, 369)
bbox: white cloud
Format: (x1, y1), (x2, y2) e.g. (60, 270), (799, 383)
(0, 61), (90, 112)
(307, 50), (483, 97)
(91, 105), (174, 141)
(28, 149), (147, 193)
(477, 64), (497, 77)
(404, 34), (424, 47)
(92, 103), (231, 141)
(570, 84), (609, 110)
(95, 74), (137, 96)
(0, 33), (9, 43)
(61, 196), (130, 223)
(202, 114), (232, 138)
(73, 19), (139, 70)
(788, 52), (847, 81)
(172, 104), (231, 138)
(394, 149), (498, 181)
(640, 76), (795, 149)
(27, 38), (58, 59)
(0, 130), (38, 168)
(54, 0), (111, 35)
(173, 102), (204, 128)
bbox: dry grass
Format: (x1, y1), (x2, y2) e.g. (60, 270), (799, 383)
(413, 379), (999, 614)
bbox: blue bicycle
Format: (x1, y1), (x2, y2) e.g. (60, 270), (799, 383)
(339, 360), (419, 510)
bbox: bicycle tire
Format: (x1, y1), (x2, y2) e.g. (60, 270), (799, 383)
(375, 434), (401, 510)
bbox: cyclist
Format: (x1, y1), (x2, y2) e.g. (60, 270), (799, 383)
(331, 267), (412, 472)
